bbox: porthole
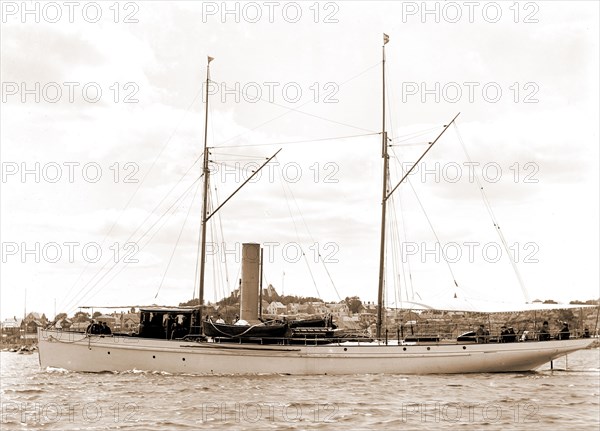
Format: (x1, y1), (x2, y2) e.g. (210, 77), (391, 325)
(182, 358), (186, 361)
(343, 348), (347, 352)
(152, 355), (156, 359)
(107, 351), (110, 355)
(427, 347), (430, 351)
(462, 346), (466, 350)
(403, 347), (407, 351)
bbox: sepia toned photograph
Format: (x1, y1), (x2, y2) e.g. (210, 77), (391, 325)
(1, 1), (598, 429)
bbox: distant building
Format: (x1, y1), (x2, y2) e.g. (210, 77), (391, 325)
(363, 302), (378, 313)
(1, 317), (22, 334)
(359, 312), (376, 325)
(70, 322), (90, 332)
(326, 303), (350, 317)
(287, 303), (310, 315)
(267, 302), (287, 315)
(114, 312), (139, 333)
(55, 318), (72, 330)
(17, 312), (49, 341)
(338, 315), (360, 330)
(25, 312), (48, 325)
(262, 284), (278, 299)
(309, 302), (328, 315)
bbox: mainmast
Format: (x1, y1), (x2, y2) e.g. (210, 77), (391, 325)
(198, 56), (214, 312)
(376, 34), (389, 340)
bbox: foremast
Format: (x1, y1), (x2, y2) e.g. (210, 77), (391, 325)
(196, 56), (279, 329)
(198, 56), (214, 314)
(376, 34), (389, 340)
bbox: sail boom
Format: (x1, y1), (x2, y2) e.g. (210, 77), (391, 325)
(205, 149), (282, 222)
(386, 112), (460, 201)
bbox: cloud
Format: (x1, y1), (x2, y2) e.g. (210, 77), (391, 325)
(1, 2), (598, 318)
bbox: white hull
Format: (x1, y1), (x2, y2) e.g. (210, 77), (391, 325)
(38, 329), (593, 375)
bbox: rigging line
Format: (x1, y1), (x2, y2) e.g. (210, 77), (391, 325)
(388, 151), (414, 302)
(280, 176), (319, 298)
(209, 204), (220, 304)
(192, 185), (204, 302)
(154, 179), (202, 299)
(388, 178), (404, 309)
(214, 186), (231, 294)
(216, 105), (365, 149)
(204, 181), (217, 303)
(59, 88), (204, 309)
(262, 270), (269, 298)
(208, 189), (224, 303)
(279, 168), (321, 299)
(69, 177), (201, 313)
(288, 184), (342, 301)
(59, 153), (204, 311)
(210, 62), (381, 118)
(216, 132), (380, 149)
(388, 189), (401, 311)
(398, 188), (415, 301)
(387, 185), (400, 304)
(262, 265), (272, 300)
(205, 188), (216, 302)
(192, 227), (201, 302)
(390, 142), (432, 148)
(452, 125), (500, 223)
(282, 170), (337, 300)
(453, 123), (530, 303)
(284, 170), (341, 302)
(214, 79), (375, 135)
(301, 249), (321, 299)
(64, 175), (203, 312)
(385, 66), (403, 311)
(216, 160), (272, 174)
(205, 93), (229, 303)
(206, 149), (281, 222)
(391, 146), (460, 290)
(209, 152), (267, 159)
(233, 265), (241, 295)
(316, 253), (341, 302)
(211, 62), (381, 148)
(216, 161), (255, 173)
(389, 191), (408, 308)
(69, 176), (202, 312)
(207, 82), (225, 304)
(390, 126), (443, 143)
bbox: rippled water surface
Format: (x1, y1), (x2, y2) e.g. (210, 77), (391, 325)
(1, 349), (599, 430)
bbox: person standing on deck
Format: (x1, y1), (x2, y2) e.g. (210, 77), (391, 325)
(558, 322), (570, 340)
(476, 324), (487, 343)
(539, 321), (551, 341)
(101, 322), (112, 335)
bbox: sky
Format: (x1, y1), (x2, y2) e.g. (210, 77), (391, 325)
(1, 1), (598, 320)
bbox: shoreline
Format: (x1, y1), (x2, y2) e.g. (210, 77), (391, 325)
(1, 343), (38, 352)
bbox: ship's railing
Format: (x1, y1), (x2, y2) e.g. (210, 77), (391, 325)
(379, 322), (591, 343)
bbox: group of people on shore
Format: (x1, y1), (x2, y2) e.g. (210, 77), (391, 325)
(474, 320), (586, 343)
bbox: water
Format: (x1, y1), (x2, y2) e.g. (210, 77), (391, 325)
(1, 349), (598, 430)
